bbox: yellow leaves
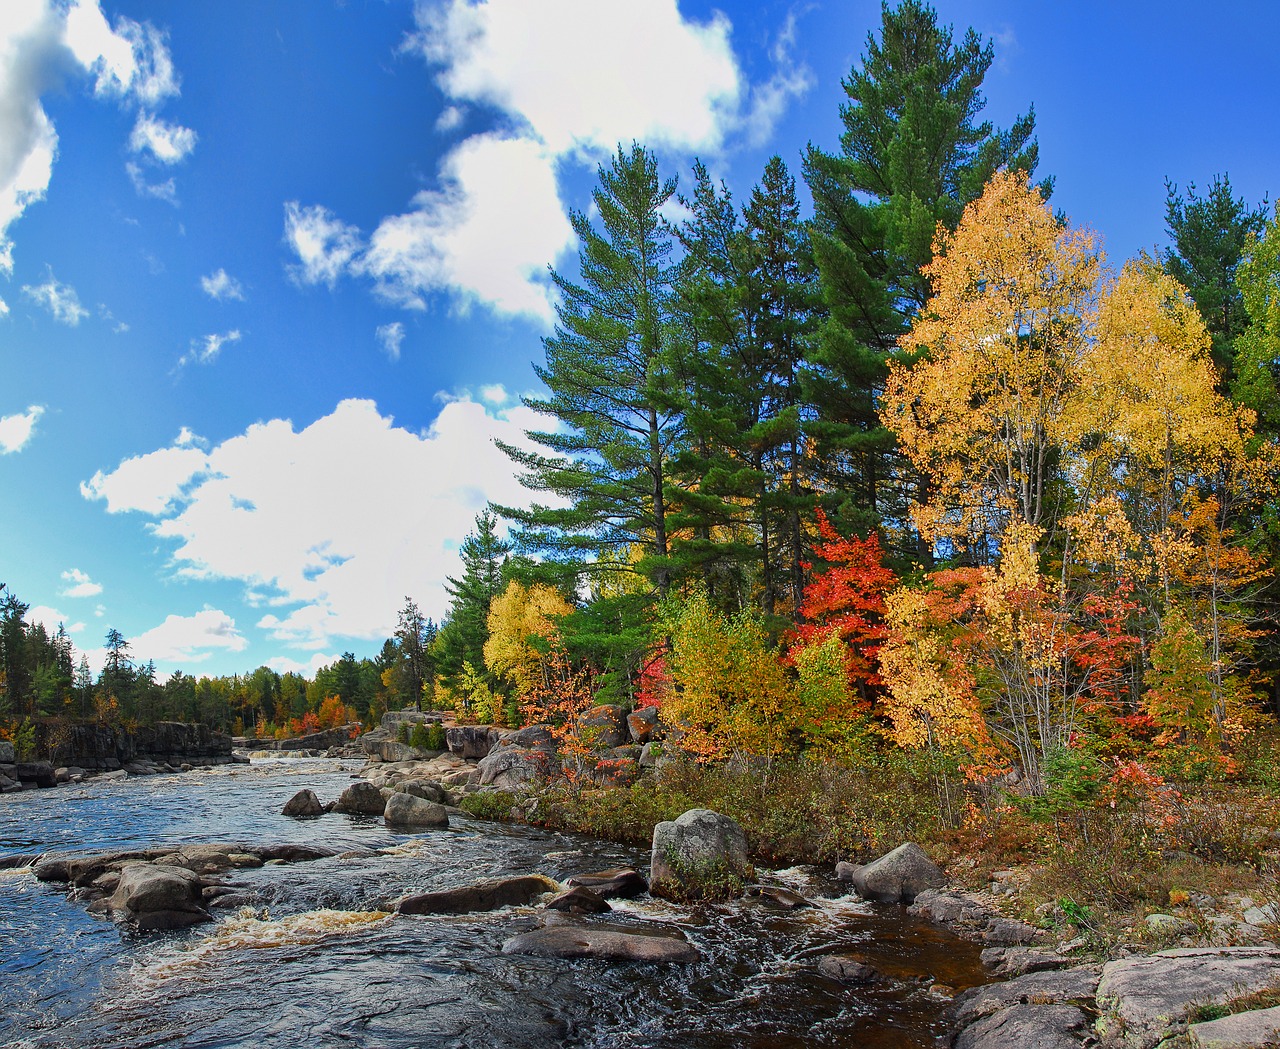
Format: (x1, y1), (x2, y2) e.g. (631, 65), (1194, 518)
(1062, 497), (1142, 574)
(484, 580), (574, 699)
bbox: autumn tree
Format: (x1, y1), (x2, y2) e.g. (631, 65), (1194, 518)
(435, 509), (510, 696)
(484, 580), (574, 700)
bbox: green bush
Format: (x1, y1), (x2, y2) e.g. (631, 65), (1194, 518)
(459, 790), (517, 821)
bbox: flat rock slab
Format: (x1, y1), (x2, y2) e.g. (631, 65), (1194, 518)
(954, 1003), (1091, 1049)
(397, 875), (560, 915)
(953, 966), (1101, 1026)
(1190, 1004), (1280, 1048)
(1097, 947), (1280, 1049)
(502, 924), (699, 964)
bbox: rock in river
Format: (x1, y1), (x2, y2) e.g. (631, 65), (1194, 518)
(397, 874), (559, 915)
(282, 789), (325, 818)
(502, 923), (699, 964)
(649, 809), (753, 901)
(334, 781), (387, 816)
(106, 862), (211, 930)
(564, 868), (648, 899)
(383, 792), (448, 828)
(850, 842), (945, 903)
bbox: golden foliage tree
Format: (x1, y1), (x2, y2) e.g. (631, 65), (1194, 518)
(483, 581), (574, 700)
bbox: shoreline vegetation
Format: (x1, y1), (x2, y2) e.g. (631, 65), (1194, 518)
(4, 1), (1280, 1040)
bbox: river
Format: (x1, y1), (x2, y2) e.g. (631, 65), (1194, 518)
(0, 759), (988, 1048)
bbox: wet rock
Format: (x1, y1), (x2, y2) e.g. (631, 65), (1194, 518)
(627, 706), (659, 744)
(397, 874), (560, 915)
(107, 863), (211, 930)
(564, 868), (648, 899)
(909, 889), (1040, 945)
(953, 966), (1101, 1026)
(383, 792), (449, 828)
(282, 789), (325, 818)
(334, 781), (387, 816)
(650, 808), (753, 902)
(150, 844), (263, 874)
(97, 769), (128, 781)
(745, 885), (812, 910)
(954, 1003), (1091, 1049)
(1190, 1004), (1280, 1047)
(816, 953), (881, 984)
(476, 747), (546, 790)
(502, 923), (699, 964)
(15, 761), (57, 788)
(834, 860), (862, 883)
(545, 886), (611, 915)
(1097, 947), (1280, 1049)
(255, 843), (337, 863)
(850, 842), (944, 903)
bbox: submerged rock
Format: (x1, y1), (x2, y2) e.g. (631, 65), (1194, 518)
(564, 868), (648, 899)
(649, 809), (753, 901)
(502, 923), (699, 964)
(545, 886), (611, 915)
(850, 842), (945, 903)
(282, 789), (325, 818)
(745, 885), (812, 910)
(816, 953), (882, 984)
(397, 874), (559, 915)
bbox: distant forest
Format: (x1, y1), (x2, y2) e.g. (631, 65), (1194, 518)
(3, 1), (1277, 790)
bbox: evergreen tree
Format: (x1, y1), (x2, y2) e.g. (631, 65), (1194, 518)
(0, 585), (31, 717)
(435, 509), (511, 693)
(393, 598), (433, 711)
(498, 143), (683, 595)
(802, 0), (1045, 552)
(1164, 174), (1268, 385)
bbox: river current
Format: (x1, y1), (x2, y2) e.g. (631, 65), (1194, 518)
(0, 759), (988, 1048)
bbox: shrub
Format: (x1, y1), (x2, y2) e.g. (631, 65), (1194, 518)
(459, 790), (517, 821)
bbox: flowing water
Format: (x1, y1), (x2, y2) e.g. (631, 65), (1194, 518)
(0, 759), (988, 1048)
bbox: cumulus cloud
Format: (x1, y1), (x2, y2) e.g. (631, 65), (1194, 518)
(22, 271), (88, 324)
(60, 567), (103, 598)
(27, 604), (84, 636)
(376, 321), (405, 361)
(1, 1), (186, 270)
(0, 404), (44, 453)
(200, 268), (245, 301)
(128, 609), (248, 664)
(285, 0), (809, 324)
(178, 329), (241, 367)
(284, 202), (362, 288)
(128, 112), (195, 163)
(82, 396), (558, 650)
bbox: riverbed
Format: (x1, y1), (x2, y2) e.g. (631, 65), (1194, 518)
(0, 759), (988, 1048)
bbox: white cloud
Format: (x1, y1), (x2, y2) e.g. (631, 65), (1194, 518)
(82, 396), (559, 650)
(0, 296), (8, 316)
(129, 112), (195, 163)
(376, 321), (405, 361)
(285, 2), (808, 324)
(178, 329), (242, 367)
(283, 202), (362, 287)
(126, 159), (177, 203)
(1, 1), (185, 271)
(128, 609), (248, 665)
(60, 567), (103, 598)
(479, 383), (507, 404)
(0, 404), (44, 453)
(267, 651), (341, 676)
(200, 268), (245, 301)
(22, 272), (88, 324)
(27, 604), (70, 633)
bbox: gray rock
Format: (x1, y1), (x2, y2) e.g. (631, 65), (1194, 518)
(383, 792), (449, 828)
(446, 725), (496, 760)
(97, 769), (128, 781)
(282, 789), (325, 817)
(955, 1003), (1090, 1049)
(850, 842), (945, 903)
(980, 946), (1072, 978)
(0, 741), (14, 763)
(107, 863), (210, 930)
(1190, 1004), (1280, 1048)
(564, 868), (648, 899)
(580, 705), (628, 748)
(745, 885), (812, 910)
(15, 761), (57, 788)
(627, 706), (659, 744)
(650, 808), (753, 902)
(545, 887), (611, 914)
(334, 781), (387, 815)
(816, 953), (881, 984)
(1097, 947), (1280, 1049)
(1145, 912), (1197, 935)
(397, 874), (559, 915)
(910, 889), (1039, 945)
(502, 724), (557, 753)
(502, 923), (699, 964)
(476, 747), (546, 790)
(835, 860), (862, 882)
(953, 966), (1101, 1025)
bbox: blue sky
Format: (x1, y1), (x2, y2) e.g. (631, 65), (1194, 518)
(1, 0), (1276, 679)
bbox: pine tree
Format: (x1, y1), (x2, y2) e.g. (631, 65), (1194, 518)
(802, 0), (1045, 554)
(435, 509), (511, 694)
(498, 143), (683, 595)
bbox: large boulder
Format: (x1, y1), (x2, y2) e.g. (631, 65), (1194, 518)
(954, 1004), (1092, 1049)
(107, 863), (210, 930)
(397, 874), (559, 915)
(626, 706), (660, 744)
(649, 809), (753, 901)
(502, 923), (699, 964)
(15, 761), (57, 788)
(580, 705), (628, 748)
(334, 781), (387, 816)
(1097, 947), (1280, 1049)
(0, 741), (14, 763)
(383, 792), (449, 828)
(476, 747), (546, 790)
(850, 842), (945, 903)
(502, 724), (557, 753)
(282, 789), (325, 818)
(446, 725), (496, 760)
